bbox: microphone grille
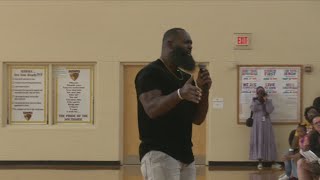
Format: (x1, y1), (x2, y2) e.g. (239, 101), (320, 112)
(198, 64), (206, 69)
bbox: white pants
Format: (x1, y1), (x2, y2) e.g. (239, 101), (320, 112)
(140, 151), (196, 180)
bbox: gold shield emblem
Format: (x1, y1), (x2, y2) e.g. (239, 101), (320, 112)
(69, 70), (80, 81)
(23, 112), (33, 121)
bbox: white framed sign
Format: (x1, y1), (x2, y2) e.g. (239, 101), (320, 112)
(8, 65), (48, 124)
(238, 65), (302, 124)
(54, 65), (94, 124)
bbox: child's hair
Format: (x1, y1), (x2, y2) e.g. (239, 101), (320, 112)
(304, 106), (320, 123)
(312, 97), (320, 109)
(297, 123), (307, 132)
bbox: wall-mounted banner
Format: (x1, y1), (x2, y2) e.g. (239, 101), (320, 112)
(238, 65), (302, 124)
(8, 65), (48, 124)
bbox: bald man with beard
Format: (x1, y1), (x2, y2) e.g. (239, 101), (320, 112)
(135, 28), (212, 180)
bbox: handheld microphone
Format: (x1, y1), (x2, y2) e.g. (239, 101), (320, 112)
(198, 64), (209, 90)
(198, 64), (206, 72)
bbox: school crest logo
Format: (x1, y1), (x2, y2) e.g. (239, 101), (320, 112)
(23, 112), (33, 121)
(69, 70), (80, 81)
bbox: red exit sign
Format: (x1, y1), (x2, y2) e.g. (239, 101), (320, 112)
(234, 33), (252, 50)
(237, 36), (249, 46)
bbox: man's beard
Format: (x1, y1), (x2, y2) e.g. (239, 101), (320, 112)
(170, 47), (196, 71)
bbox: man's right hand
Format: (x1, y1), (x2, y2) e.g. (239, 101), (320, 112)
(179, 76), (202, 103)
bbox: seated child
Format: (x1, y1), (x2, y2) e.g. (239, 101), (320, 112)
(279, 124), (307, 180)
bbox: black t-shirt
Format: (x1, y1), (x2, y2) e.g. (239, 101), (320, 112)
(135, 59), (197, 164)
(309, 130), (320, 157)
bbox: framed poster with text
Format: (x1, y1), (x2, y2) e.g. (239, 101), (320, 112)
(8, 65), (48, 124)
(238, 65), (302, 124)
(53, 65), (94, 124)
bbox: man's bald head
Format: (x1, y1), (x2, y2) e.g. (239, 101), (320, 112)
(162, 28), (186, 44)
(161, 28), (195, 71)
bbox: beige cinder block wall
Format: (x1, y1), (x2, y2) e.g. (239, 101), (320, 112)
(0, 0), (319, 162)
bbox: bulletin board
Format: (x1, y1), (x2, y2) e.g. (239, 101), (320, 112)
(237, 65), (303, 124)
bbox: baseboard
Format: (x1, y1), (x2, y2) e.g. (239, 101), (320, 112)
(208, 161), (284, 167)
(0, 161), (121, 169)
